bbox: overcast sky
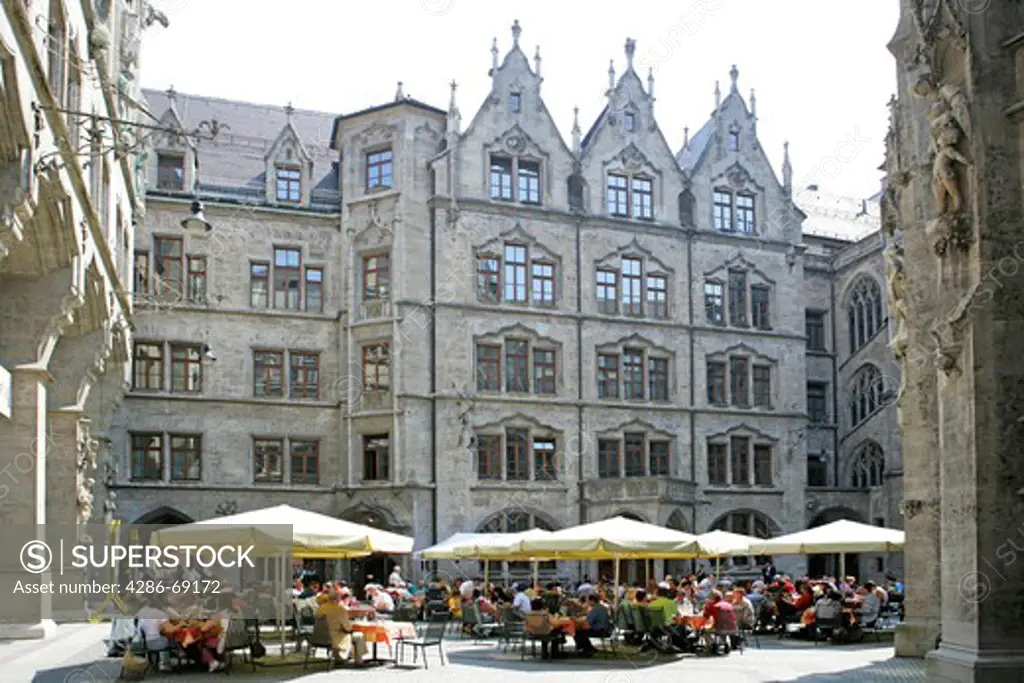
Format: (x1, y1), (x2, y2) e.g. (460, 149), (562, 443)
(142, 0), (899, 198)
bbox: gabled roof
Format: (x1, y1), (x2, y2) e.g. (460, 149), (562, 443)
(676, 118), (715, 172)
(141, 88), (340, 205)
(329, 98), (446, 149)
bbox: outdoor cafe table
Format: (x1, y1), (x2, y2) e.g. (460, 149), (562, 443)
(550, 616), (576, 637)
(675, 615), (710, 631)
(351, 620), (416, 663)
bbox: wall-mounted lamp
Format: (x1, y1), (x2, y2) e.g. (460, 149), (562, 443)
(202, 344), (216, 362)
(181, 200), (213, 234)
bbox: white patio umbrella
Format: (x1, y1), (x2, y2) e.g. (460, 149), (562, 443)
(753, 519), (905, 578)
(694, 529), (762, 579)
(418, 529), (554, 587)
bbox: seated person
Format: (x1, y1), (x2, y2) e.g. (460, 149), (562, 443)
(473, 589), (498, 620)
(730, 588), (756, 630)
(298, 579), (320, 600)
(315, 592), (367, 666)
(702, 590), (737, 653)
(858, 581), (886, 626)
(572, 594), (610, 656)
(648, 587), (689, 649)
(511, 584), (532, 614)
(525, 597), (564, 659)
(367, 585), (395, 614)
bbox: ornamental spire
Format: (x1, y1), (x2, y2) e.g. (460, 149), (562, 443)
(625, 38), (636, 70)
(511, 19), (521, 47)
(730, 64), (739, 93)
(572, 106), (581, 155)
(782, 140), (793, 198)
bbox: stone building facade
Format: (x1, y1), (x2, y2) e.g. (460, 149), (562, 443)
(111, 23), (900, 586)
(0, 0), (152, 637)
(885, 1), (1024, 680)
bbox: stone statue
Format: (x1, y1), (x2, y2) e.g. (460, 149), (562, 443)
(103, 490), (117, 524)
(456, 392), (474, 454)
(77, 477), (95, 524)
(927, 97), (971, 215)
(886, 245), (909, 361)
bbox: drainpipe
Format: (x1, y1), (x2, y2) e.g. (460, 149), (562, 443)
(429, 174), (438, 546)
(829, 261), (839, 487)
(576, 215), (584, 526)
(686, 228), (696, 489)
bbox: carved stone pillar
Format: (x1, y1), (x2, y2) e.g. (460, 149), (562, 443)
(0, 367), (56, 638)
(892, 1), (1024, 679)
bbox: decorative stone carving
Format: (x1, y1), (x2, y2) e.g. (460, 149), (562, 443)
(727, 164), (752, 189)
(929, 281), (981, 376)
(76, 418), (99, 525)
(455, 392), (475, 456)
(886, 242), (909, 362)
(215, 500), (239, 516)
(619, 143), (648, 172)
(103, 490), (116, 524)
(899, 498), (938, 519)
(909, 0), (968, 60)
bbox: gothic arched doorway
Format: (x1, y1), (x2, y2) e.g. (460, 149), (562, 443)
(340, 505), (407, 596)
(808, 508), (865, 579)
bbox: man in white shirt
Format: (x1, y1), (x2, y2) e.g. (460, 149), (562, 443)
(388, 565), (403, 587)
(459, 578), (474, 599)
(511, 584), (531, 613)
(368, 586), (395, 613)
(577, 576), (594, 597)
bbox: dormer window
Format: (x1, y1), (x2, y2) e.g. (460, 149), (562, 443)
(157, 154), (184, 191)
(366, 148), (393, 190)
(607, 173), (653, 220)
(510, 92), (522, 113)
(625, 112), (635, 131)
(275, 165), (301, 203)
(729, 130), (740, 151)
(489, 155), (542, 205)
(713, 189), (757, 233)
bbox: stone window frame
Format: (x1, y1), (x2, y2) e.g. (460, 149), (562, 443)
(807, 380), (829, 424)
(473, 324), (562, 398)
(360, 341), (391, 392)
(483, 124), (552, 206)
(806, 309), (828, 351)
(169, 343), (203, 394)
(169, 433), (202, 482)
(252, 348), (323, 400)
(594, 238), (673, 320)
(473, 414), (561, 483)
(705, 425), (778, 489)
(602, 143), (660, 221)
(846, 275), (885, 354)
(595, 419), (675, 479)
(365, 147), (394, 192)
(706, 343), (776, 410)
(703, 253), (775, 331)
(849, 440), (885, 489)
(474, 225), (561, 308)
(264, 117), (314, 206)
(131, 340), (165, 391)
(129, 432), (164, 482)
(849, 362), (883, 428)
(156, 152), (185, 191)
(596, 334), (674, 404)
(361, 433), (391, 481)
(251, 435), (325, 485)
(710, 163), (764, 235)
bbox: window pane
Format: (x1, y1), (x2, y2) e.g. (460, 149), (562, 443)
(531, 262), (554, 305)
(596, 270), (617, 314)
(534, 438), (556, 481)
(728, 270), (747, 325)
(253, 439), (283, 483)
(646, 275), (667, 318)
(518, 160), (540, 204)
(132, 342), (163, 391)
(730, 436), (750, 485)
(704, 282), (724, 323)
(305, 268), (323, 313)
(273, 248), (301, 309)
(506, 428), (528, 480)
(362, 344), (390, 391)
(597, 354), (619, 399)
(707, 362), (726, 406)
(623, 348), (644, 399)
(624, 433), (645, 477)
(533, 348), (556, 395)
(730, 357), (749, 407)
(476, 257), (500, 302)
(752, 285), (771, 329)
(713, 191), (733, 231)
(631, 177), (653, 219)
(606, 174), (628, 216)
(506, 340), (529, 393)
(476, 434), (501, 480)
(621, 258), (642, 316)
(503, 244), (527, 302)
(648, 357), (669, 401)
(707, 443), (727, 485)
(753, 365), (771, 408)
(807, 382), (828, 423)
(290, 352), (320, 398)
(598, 439), (620, 478)
(290, 441), (319, 485)
(170, 435), (201, 481)
(649, 441), (670, 476)
(476, 344), (501, 391)
(254, 351), (284, 397)
(490, 157), (513, 200)
(170, 344), (202, 393)
(363, 435), (390, 480)
(131, 434), (163, 481)
(736, 194), (755, 233)
(754, 444), (772, 486)
(363, 253), (391, 300)
(367, 149), (393, 189)
(250, 262), (269, 308)
(806, 311), (826, 350)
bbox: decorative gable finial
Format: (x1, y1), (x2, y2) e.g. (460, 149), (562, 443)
(782, 140), (793, 198)
(285, 101), (294, 124)
(572, 106), (581, 155)
(395, 81), (405, 101)
(534, 45), (541, 79)
(511, 19), (521, 47)
(647, 67), (654, 100)
(166, 85), (177, 106)
(447, 80), (461, 135)
(491, 37), (499, 72)
(730, 64), (739, 93)
(714, 80), (721, 110)
(750, 89), (756, 117)
(683, 126), (690, 149)
(608, 59), (615, 92)
(625, 38), (636, 69)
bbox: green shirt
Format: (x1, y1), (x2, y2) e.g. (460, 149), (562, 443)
(648, 597), (677, 627)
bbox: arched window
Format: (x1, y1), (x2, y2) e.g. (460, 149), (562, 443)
(849, 364), (883, 427)
(847, 277), (883, 353)
(478, 511), (556, 571)
(850, 441), (885, 488)
(710, 510), (774, 565)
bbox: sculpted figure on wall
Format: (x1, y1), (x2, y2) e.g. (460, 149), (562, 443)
(886, 242), (910, 362)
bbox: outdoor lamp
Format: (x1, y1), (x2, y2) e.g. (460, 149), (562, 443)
(181, 200), (213, 234)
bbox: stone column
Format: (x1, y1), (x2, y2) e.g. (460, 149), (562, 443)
(0, 367), (56, 638)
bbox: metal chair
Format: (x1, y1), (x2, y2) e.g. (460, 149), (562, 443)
(522, 612), (558, 660)
(222, 619), (257, 674)
(500, 609), (527, 653)
(398, 613), (449, 669)
(302, 616), (336, 671)
(813, 614), (843, 645)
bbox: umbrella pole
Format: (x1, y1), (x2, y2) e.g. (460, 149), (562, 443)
(483, 560), (489, 591)
(716, 557), (721, 581)
(613, 558), (620, 611)
(532, 561), (539, 592)
(839, 553), (846, 581)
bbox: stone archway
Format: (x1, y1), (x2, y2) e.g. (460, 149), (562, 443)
(809, 507), (865, 578)
(133, 506), (193, 526)
(338, 502), (409, 593)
